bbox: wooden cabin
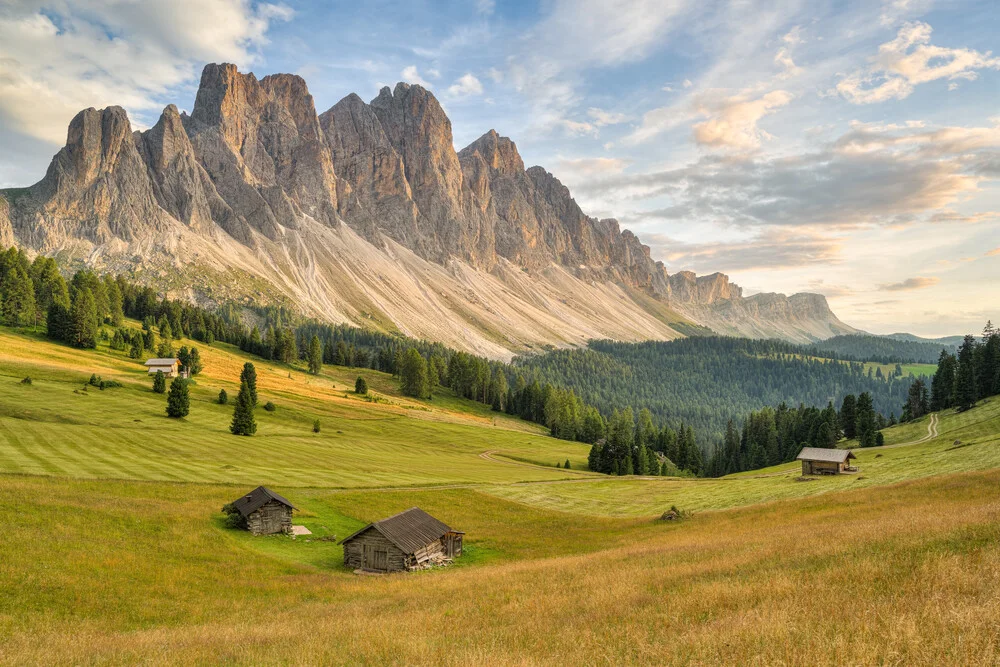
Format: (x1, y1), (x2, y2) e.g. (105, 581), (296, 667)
(144, 358), (183, 378)
(229, 486), (295, 535)
(796, 447), (857, 475)
(339, 507), (463, 573)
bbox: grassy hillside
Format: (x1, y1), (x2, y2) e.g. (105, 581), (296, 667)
(0, 326), (592, 486)
(1, 323), (999, 663)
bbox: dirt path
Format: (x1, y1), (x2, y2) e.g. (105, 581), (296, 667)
(478, 450), (592, 475)
(884, 413), (939, 449)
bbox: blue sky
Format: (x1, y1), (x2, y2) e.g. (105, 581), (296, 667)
(0, 0), (997, 336)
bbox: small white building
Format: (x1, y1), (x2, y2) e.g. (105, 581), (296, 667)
(144, 358), (183, 378)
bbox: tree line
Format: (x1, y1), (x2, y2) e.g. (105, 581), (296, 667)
(906, 322), (1000, 420)
(513, 337), (917, 446)
(809, 333), (956, 364)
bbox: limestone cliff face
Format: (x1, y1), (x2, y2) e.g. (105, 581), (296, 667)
(0, 62), (857, 355)
(0, 195), (13, 248)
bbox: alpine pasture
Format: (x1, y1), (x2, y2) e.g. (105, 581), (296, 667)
(1, 323), (999, 665)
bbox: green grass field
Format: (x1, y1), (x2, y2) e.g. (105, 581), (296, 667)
(1, 322), (998, 664)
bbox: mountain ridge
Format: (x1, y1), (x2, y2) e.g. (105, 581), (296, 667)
(0, 62), (856, 358)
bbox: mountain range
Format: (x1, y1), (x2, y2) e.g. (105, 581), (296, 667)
(0, 63), (856, 359)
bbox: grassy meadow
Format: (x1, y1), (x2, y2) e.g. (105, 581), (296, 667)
(0, 322), (999, 664)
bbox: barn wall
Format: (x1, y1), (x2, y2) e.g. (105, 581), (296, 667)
(343, 528), (408, 572)
(247, 500), (292, 535)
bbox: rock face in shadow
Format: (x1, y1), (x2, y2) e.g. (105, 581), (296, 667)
(0, 62), (856, 354)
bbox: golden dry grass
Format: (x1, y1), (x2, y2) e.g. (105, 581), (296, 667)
(1, 471), (998, 665)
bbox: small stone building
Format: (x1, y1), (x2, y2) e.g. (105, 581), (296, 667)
(339, 507), (463, 573)
(229, 486), (295, 535)
(145, 358), (182, 378)
(796, 447), (857, 475)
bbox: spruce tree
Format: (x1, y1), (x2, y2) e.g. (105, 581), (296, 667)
(355, 376), (368, 394)
(218, 389), (228, 405)
(69, 288), (98, 349)
(399, 348), (429, 398)
(930, 351), (957, 410)
(308, 335), (323, 375)
(239, 362), (258, 406)
(1, 265), (35, 327)
(855, 392), (878, 447)
(165, 377), (189, 418)
(564, 458), (571, 470)
(230, 380), (257, 436)
(839, 394), (857, 439)
(152, 370), (166, 394)
(954, 335), (978, 411)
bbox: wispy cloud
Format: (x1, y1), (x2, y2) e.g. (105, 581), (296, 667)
(0, 1), (293, 145)
(447, 73), (484, 97)
(401, 65), (433, 88)
(878, 276), (940, 291)
(837, 22), (1000, 104)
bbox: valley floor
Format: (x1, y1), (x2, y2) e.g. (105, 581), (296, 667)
(0, 325), (998, 664)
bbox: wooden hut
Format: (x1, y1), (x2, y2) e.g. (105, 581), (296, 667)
(144, 358), (183, 378)
(796, 447), (857, 475)
(339, 507), (463, 573)
(229, 486), (295, 535)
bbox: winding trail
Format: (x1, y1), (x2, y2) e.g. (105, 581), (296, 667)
(885, 412), (938, 449)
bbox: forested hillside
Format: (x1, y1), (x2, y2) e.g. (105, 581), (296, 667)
(810, 334), (956, 364)
(514, 337), (915, 444)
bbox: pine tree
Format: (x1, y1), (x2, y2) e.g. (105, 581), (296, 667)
(931, 351), (957, 410)
(564, 458), (571, 470)
(152, 370), (166, 394)
(1, 265), (35, 327)
(165, 377), (189, 418)
(855, 392), (878, 447)
(954, 335), (978, 411)
(239, 362), (258, 406)
(588, 441), (602, 472)
(218, 389), (228, 405)
(308, 335), (323, 375)
(69, 288), (98, 349)
(313, 419), (321, 433)
(839, 394), (857, 439)
(230, 380), (257, 436)
(355, 376), (368, 394)
(399, 348), (429, 398)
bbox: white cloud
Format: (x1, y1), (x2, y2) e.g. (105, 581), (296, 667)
(683, 79), (693, 88)
(0, 1), (293, 145)
(879, 276), (940, 291)
(555, 156), (630, 180)
(692, 89), (793, 150)
(837, 22), (1000, 104)
(587, 108), (628, 127)
(476, 0), (496, 15)
(446, 73), (484, 97)
(559, 119), (598, 137)
(401, 65), (433, 88)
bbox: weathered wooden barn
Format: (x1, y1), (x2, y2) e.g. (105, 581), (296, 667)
(796, 447), (857, 475)
(229, 486), (295, 535)
(339, 507), (463, 573)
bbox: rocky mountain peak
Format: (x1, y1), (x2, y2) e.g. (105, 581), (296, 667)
(0, 61), (856, 353)
(458, 130), (525, 176)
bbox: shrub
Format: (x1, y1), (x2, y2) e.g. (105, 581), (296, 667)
(20, 376), (32, 385)
(313, 419), (321, 433)
(218, 389), (228, 405)
(264, 401), (276, 412)
(89, 373), (101, 386)
(99, 380), (122, 390)
(355, 377), (368, 394)
(221, 502), (246, 530)
(564, 459), (571, 470)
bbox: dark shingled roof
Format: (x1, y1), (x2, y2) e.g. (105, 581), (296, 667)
(339, 507), (456, 554)
(230, 486), (295, 517)
(796, 447), (856, 463)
